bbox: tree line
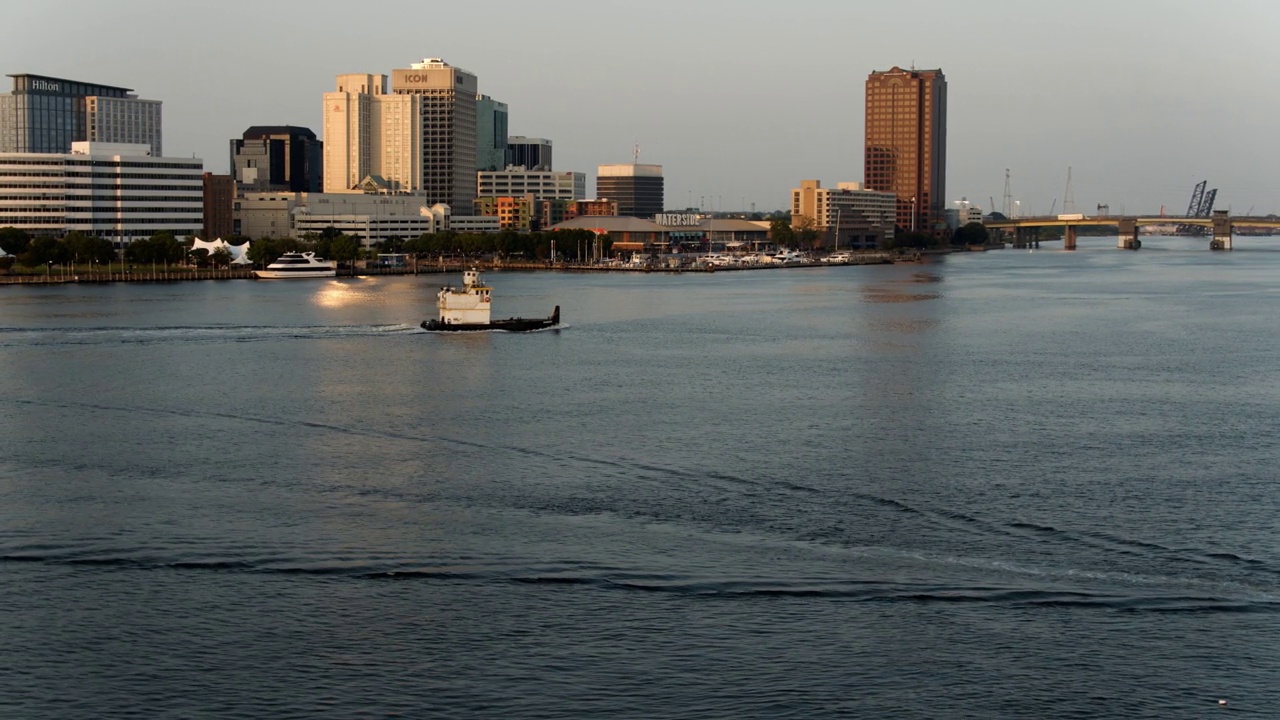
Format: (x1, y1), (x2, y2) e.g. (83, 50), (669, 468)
(0, 226), (610, 271)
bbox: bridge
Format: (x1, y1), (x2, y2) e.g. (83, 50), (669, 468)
(985, 210), (1280, 250)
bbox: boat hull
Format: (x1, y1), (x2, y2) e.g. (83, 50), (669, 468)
(252, 269), (336, 279)
(422, 306), (560, 332)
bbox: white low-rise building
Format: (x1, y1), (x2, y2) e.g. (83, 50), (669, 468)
(0, 142), (202, 245)
(791, 180), (896, 249)
(477, 167), (585, 200)
(236, 191), (450, 245)
(944, 199), (984, 230)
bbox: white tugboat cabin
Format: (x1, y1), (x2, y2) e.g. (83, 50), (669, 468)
(436, 269), (492, 326)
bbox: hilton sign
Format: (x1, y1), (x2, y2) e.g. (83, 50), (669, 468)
(30, 79), (62, 93)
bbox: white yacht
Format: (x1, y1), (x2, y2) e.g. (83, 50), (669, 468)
(253, 252), (337, 279)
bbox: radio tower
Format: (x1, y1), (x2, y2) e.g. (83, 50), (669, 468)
(1002, 169), (1013, 218)
(1063, 167), (1076, 215)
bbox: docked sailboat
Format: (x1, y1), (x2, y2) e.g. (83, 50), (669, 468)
(421, 269), (560, 332)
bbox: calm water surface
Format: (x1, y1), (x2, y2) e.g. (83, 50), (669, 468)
(2, 237), (1279, 718)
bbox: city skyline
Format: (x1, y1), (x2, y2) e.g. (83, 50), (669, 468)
(3, 0), (1279, 216)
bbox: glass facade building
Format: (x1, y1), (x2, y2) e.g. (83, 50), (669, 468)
(0, 74), (162, 155)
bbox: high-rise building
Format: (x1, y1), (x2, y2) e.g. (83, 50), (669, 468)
(476, 95), (508, 172)
(0, 74), (162, 155)
(864, 66), (946, 232)
(507, 136), (552, 171)
(322, 59), (478, 209)
(322, 73), (385, 194)
(230, 126), (322, 192)
(596, 164), (663, 218)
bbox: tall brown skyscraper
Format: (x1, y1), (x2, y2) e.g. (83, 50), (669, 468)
(864, 67), (946, 233)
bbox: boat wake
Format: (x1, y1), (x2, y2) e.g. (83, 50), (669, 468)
(0, 324), (421, 347)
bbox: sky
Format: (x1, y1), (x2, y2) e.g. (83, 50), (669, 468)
(6, 0), (1280, 216)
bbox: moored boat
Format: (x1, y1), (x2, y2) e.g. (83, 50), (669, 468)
(421, 269), (560, 332)
(253, 252), (337, 279)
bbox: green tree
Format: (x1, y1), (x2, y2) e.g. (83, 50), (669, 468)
(953, 221), (989, 247)
(21, 236), (63, 266)
(246, 238), (276, 267)
(0, 227), (32, 257)
(769, 217), (795, 248)
(792, 215), (820, 249)
(329, 235), (360, 267)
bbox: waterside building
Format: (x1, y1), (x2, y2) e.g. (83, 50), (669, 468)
(0, 142), (201, 244)
(791, 180), (897, 249)
(864, 66), (946, 233)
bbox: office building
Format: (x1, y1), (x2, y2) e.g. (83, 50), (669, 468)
(203, 173), (235, 239)
(944, 198), (983, 230)
(791, 180), (897, 249)
(597, 163), (664, 218)
(476, 95), (508, 171)
(864, 66), (946, 232)
(0, 142), (201, 244)
(0, 74), (161, 155)
(322, 59), (478, 209)
(230, 126), (322, 192)
(478, 169), (585, 200)
(507, 136), (552, 171)
(235, 191), (449, 244)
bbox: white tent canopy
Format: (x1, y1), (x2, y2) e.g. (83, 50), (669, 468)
(190, 237), (251, 265)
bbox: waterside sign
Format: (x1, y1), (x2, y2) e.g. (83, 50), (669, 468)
(654, 213), (703, 227)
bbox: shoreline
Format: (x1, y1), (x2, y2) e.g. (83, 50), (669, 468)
(0, 252), (918, 285)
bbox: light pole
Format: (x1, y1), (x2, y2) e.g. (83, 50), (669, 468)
(834, 208), (841, 251)
(911, 197), (918, 233)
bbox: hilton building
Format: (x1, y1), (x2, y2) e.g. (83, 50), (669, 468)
(864, 66), (946, 232)
(597, 163), (663, 218)
(323, 58), (478, 209)
(0, 74), (162, 155)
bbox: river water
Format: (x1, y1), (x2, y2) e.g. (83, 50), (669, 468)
(2, 237), (1278, 718)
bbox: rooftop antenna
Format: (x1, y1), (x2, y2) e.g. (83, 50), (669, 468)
(633, 141), (639, 165)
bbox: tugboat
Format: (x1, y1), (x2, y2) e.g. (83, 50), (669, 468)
(421, 269), (560, 332)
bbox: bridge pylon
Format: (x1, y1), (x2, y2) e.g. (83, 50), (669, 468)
(1117, 218), (1140, 250)
(1210, 210), (1232, 251)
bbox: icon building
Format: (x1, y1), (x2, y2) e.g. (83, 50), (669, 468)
(322, 59), (479, 209)
(864, 66), (946, 233)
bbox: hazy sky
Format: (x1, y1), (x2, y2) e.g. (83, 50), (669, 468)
(6, 0), (1279, 215)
